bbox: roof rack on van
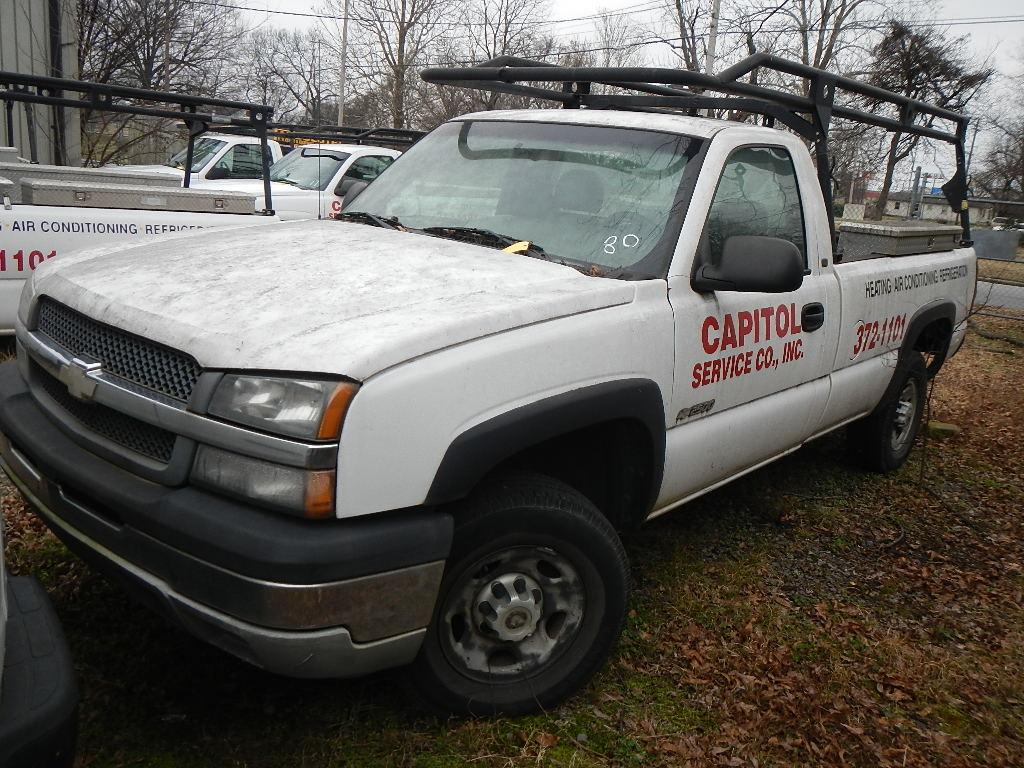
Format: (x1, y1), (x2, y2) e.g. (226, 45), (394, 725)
(421, 54), (972, 247)
(0, 70), (278, 213)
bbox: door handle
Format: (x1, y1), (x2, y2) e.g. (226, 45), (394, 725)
(802, 302), (825, 332)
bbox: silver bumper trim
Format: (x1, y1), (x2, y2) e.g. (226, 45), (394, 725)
(1, 439), (430, 678)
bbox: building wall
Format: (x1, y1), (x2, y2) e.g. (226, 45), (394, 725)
(0, 0), (80, 165)
(882, 199), (994, 225)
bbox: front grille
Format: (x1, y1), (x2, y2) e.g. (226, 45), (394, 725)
(36, 297), (201, 402)
(35, 362), (177, 463)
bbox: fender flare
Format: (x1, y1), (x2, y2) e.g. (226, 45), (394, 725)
(903, 300), (956, 373)
(424, 378), (666, 512)
(877, 300), (956, 407)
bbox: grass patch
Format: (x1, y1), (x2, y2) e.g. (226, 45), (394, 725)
(977, 256), (1024, 284)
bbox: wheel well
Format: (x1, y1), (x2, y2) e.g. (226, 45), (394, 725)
(487, 418), (655, 531)
(912, 316), (953, 376)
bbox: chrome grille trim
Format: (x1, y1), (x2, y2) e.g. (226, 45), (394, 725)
(18, 326), (338, 470)
(36, 297), (200, 401)
(34, 360), (176, 462)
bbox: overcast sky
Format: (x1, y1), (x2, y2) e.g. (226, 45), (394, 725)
(244, 0), (1022, 188)
(244, 0), (1024, 76)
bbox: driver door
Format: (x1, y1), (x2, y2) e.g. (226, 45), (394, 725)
(660, 142), (839, 506)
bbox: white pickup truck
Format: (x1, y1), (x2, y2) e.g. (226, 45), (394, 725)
(112, 133), (285, 186)
(0, 162), (275, 334)
(208, 143), (401, 220)
(0, 58), (977, 715)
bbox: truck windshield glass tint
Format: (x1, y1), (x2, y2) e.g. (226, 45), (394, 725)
(166, 138), (226, 172)
(345, 121), (703, 277)
(270, 148), (351, 190)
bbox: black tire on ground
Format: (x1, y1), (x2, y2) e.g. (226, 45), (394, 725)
(848, 352), (928, 472)
(410, 472), (630, 716)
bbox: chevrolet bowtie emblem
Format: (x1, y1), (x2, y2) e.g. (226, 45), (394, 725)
(59, 358), (102, 402)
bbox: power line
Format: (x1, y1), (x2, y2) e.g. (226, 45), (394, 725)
(190, 0), (668, 29)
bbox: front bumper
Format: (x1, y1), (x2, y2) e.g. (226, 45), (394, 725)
(0, 576), (78, 768)
(0, 362), (452, 678)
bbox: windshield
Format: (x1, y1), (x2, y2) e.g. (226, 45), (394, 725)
(344, 120), (703, 278)
(270, 147), (351, 191)
(166, 138), (226, 172)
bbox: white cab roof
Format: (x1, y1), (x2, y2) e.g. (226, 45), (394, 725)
(283, 142), (401, 155)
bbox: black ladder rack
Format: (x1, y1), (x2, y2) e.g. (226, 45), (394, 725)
(0, 69), (280, 212)
(421, 54), (972, 247)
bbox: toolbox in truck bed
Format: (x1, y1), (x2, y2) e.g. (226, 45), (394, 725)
(20, 178), (257, 215)
(838, 220), (963, 260)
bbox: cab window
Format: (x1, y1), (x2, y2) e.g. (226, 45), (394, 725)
(343, 155), (395, 183)
(702, 146), (806, 265)
(211, 144), (266, 180)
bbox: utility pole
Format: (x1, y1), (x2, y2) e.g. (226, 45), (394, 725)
(705, 0), (722, 75)
(908, 165), (921, 220)
(337, 0), (349, 126)
(916, 173), (931, 219)
(163, 0), (172, 90)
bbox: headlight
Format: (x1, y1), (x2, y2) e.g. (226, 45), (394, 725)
(191, 445), (335, 518)
(17, 279), (34, 327)
(208, 375), (357, 440)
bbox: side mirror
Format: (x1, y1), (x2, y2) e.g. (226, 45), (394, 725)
(692, 235), (804, 293)
(342, 180), (369, 209)
(205, 165), (229, 180)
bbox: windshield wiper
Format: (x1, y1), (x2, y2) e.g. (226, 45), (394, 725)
(420, 226), (549, 257)
(337, 211), (405, 230)
(272, 177), (301, 187)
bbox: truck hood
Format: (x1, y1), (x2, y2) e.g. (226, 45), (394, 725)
(30, 221), (636, 379)
(203, 179), (313, 197)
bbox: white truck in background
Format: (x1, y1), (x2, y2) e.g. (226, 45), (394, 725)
(0, 75), (291, 335)
(0, 161), (275, 334)
(0, 56), (978, 716)
(110, 133), (285, 186)
(209, 143), (400, 220)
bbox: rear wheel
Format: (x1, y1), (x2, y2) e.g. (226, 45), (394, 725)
(411, 472), (629, 716)
(848, 352), (928, 472)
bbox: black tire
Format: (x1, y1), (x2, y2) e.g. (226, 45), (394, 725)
(848, 352), (928, 472)
(410, 472), (630, 716)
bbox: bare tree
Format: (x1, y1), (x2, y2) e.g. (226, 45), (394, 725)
(593, 7), (644, 69)
(973, 47), (1024, 202)
(654, 0), (717, 73)
(244, 28), (339, 125)
(974, 119), (1024, 201)
(68, 0), (245, 165)
(865, 21), (992, 219)
(461, 0), (548, 109)
(323, 0), (454, 129)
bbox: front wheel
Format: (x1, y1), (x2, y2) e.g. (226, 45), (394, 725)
(410, 473), (630, 716)
(848, 352), (928, 472)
